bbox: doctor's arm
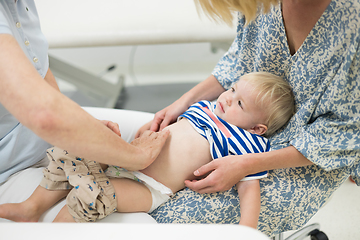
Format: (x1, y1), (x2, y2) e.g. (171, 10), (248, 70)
(0, 34), (168, 170)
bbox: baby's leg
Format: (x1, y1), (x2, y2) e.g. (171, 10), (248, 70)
(0, 147), (71, 222)
(53, 177), (152, 222)
(0, 186), (69, 222)
(111, 178), (153, 213)
(53, 204), (75, 222)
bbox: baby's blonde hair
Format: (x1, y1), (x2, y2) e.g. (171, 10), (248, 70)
(240, 72), (295, 137)
(194, 0), (278, 25)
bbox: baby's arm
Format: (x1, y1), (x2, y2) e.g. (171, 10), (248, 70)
(236, 179), (261, 229)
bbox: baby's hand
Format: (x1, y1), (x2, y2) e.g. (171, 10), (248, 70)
(100, 120), (121, 137)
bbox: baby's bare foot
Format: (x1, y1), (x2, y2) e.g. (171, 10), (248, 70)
(0, 203), (40, 222)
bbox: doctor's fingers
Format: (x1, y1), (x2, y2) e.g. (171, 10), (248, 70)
(141, 130), (169, 139)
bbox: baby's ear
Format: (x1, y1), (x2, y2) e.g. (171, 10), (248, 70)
(249, 124), (267, 136)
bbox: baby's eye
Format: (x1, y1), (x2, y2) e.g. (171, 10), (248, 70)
(231, 87), (235, 92)
(238, 101), (242, 107)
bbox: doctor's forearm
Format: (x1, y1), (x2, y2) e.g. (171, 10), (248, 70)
(0, 35), (152, 169)
(26, 87), (144, 168)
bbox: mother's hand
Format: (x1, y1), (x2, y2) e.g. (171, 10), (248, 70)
(184, 155), (248, 194)
(135, 100), (189, 138)
(150, 99), (190, 132)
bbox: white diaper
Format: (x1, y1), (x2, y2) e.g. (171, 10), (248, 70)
(105, 166), (173, 213)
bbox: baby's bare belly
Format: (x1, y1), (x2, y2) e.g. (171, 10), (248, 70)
(140, 119), (211, 193)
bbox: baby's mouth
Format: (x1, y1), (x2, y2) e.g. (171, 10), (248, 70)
(218, 102), (225, 113)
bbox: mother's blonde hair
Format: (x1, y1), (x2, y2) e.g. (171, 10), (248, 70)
(194, 0), (278, 25)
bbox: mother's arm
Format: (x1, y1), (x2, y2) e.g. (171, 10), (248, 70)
(185, 146), (313, 193)
(149, 75), (225, 131)
(136, 75), (225, 137)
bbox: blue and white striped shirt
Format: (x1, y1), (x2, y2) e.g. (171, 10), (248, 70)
(179, 100), (269, 181)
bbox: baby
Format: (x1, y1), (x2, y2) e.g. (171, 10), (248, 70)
(0, 72), (295, 228)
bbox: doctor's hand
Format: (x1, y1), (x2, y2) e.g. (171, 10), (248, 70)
(130, 129), (170, 170)
(185, 155), (249, 194)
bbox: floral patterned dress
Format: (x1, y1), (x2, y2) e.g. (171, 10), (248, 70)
(151, 0), (360, 236)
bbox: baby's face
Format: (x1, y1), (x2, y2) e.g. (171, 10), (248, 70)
(214, 78), (267, 133)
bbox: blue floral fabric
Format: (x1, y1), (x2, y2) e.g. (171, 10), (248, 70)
(151, 0), (360, 236)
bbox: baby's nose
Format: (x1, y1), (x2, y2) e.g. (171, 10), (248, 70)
(226, 96), (232, 105)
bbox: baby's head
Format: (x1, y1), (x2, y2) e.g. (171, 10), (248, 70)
(214, 72), (295, 137)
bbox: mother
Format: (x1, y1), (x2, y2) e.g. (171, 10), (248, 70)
(146, 0), (360, 236)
